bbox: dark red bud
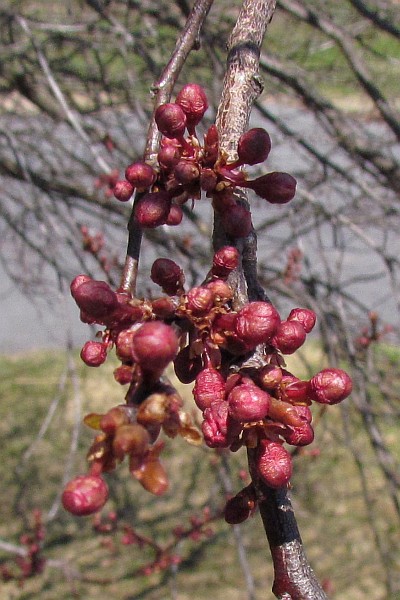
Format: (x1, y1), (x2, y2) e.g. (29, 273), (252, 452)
(309, 368), (352, 405)
(135, 191), (170, 228)
(70, 274), (91, 298)
(175, 84), (208, 129)
(174, 346), (203, 384)
(125, 162), (156, 189)
(174, 160), (200, 184)
(287, 307), (316, 333)
(228, 384), (270, 422)
(151, 296), (179, 319)
(256, 440), (292, 488)
(249, 172), (296, 204)
(193, 367), (226, 411)
(166, 203), (183, 226)
(200, 168), (218, 192)
(272, 320), (307, 354)
(113, 180), (134, 202)
(237, 128), (271, 166)
(72, 279), (118, 318)
(155, 103), (187, 139)
(150, 257), (184, 295)
(283, 421), (314, 446)
(235, 301), (281, 347)
(131, 322), (179, 371)
(62, 475), (109, 516)
(186, 286), (214, 316)
(158, 145), (180, 170)
(80, 341), (107, 367)
(115, 329), (136, 361)
(224, 484), (257, 525)
(258, 364), (283, 389)
(220, 204), (252, 239)
(212, 246), (239, 278)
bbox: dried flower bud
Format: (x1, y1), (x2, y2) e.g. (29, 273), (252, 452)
(267, 397), (306, 428)
(193, 367), (226, 411)
(212, 246), (240, 278)
(135, 191), (170, 228)
(236, 128), (271, 166)
(150, 257), (184, 295)
(175, 84), (208, 130)
(206, 279), (233, 303)
(174, 346), (203, 384)
(112, 424), (150, 461)
(249, 172), (296, 204)
(186, 286), (214, 316)
(287, 308), (316, 333)
(258, 364), (283, 390)
(125, 162), (157, 189)
(256, 439), (292, 488)
(62, 475), (109, 516)
(80, 341), (107, 367)
(235, 301), (281, 347)
(155, 103), (187, 139)
(174, 160), (200, 184)
(113, 180), (134, 202)
(272, 320), (307, 354)
(131, 457), (168, 496)
(100, 406), (130, 434)
(309, 368), (352, 405)
(72, 279), (119, 319)
(166, 203), (183, 226)
(224, 484), (257, 525)
(228, 383), (270, 422)
(131, 322), (179, 371)
(220, 204), (252, 238)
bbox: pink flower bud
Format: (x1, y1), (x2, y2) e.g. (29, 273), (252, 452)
(228, 383), (271, 422)
(135, 191), (170, 228)
(125, 162), (156, 189)
(175, 84), (208, 130)
(249, 172), (296, 204)
(220, 204), (252, 239)
(272, 320), (306, 354)
(174, 160), (200, 184)
(287, 308), (316, 333)
(280, 374), (310, 403)
(186, 286), (214, 316)
(212, 246), (240, 278)
(166, 203), (183, 226)
(62, 475), (109, 516)
(256, 439), (292, 488)
(72, 279), (119, 319)
(235, 301), (281, 347)
(236, 128), (271, 166)
(202, 401), (241, 448)
(193, 367), (226, 411)
(150, 258), (184, 295)
(131, 322), (179, 371)
(309, 368), (352, 405)
(113, 180), (134, 202)
(283, 421), (314, 446)
(80, 341), (107, 367)
(155, 103), (187, 139)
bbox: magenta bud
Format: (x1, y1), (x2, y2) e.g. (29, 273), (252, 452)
(287, 307), (316, 333)
(256, 439), (292, 488)
(113, 180), (134, 202)
(125, 162), (156, 189)
(212, 246), (240, 278)
(175, 84), (208, 129)
(174, 160), (200, 184)
(158, 145), (180, 170)
(155, 103), (187, 139)
(80, 341), (107, 367)
(235, 301), (281, 347)
(202, 401), (242, 448)
(186, 286), (214, 316)
(150, 257), (184, 295)
(70, 274), (91, 298)
(228, 383), (270, 422)
(309, 368), (352, 405)
(131, 322), (179, 371)
(72, 279), (119, 318)
(135, 191), (170, 228)
(166, 203), (183, 226)
(220, 204), (252, 239)
(237, 128), (271, 166)
(249, 172), (296, 204)
(62, 475), (109, 516)
(283, 421), (315, 446)
(272, 320), (307, 354)
(193, 367), (226, 411)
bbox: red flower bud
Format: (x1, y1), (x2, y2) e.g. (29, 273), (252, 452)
(236, 128), (271, 166)
(72, 279), (119, 319)
(174, 160), (200, 184)
(200, 168), (218, 192)
(212, 246), (240, 278)
(166, 203), (183, 226)
(150, 258), (184, 295)
(80, 341), (107, 367)
(158, 145), (180, 170)
(272, 320), (306, 354)
(131, 322), (179, 371)
(125, 162), (156, 189)
(258, 364), (283, 390)
(155, 103), (187, 139)
(220, 204), (252, 239)
(186, 286), (214, 316)
(113, 180), (134, 202)
(256, 439), (292, 488)
(283, 421), (314, 446)
(249, 172), (296, 204)
(309, 368), (352, 405)
(193, 367), (226, 411)
(115, 329), (136, 361)
(151, 296), (179, 319)
(202, 401), (241, 448)
(280, 375), (310, 403)
(175, 84), (208, 130)
(235, 301), (281, 347)
(228, 383), (271, 422)
(287, 307), (316, 333)
(62, 475), (109, 516)
(113, 365), (133, 385)
(70, 274), (91, 298)
(135, 191), (170, 228)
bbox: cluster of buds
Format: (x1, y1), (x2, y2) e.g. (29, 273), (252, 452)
(112, 83), (296, 238)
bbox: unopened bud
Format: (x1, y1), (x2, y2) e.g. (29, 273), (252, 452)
(235, 301), (281, 347)
(211, 246), (239, 278)
(150, 257), (184, 295)
(175, 84), (208, 130)
(62, 475), (109, 516)
(131, 322), (179, 371)
(80, 341), (107, 367)
(228, 383), (270, 422)
(249, 172), (296, 204)
(186, 286), (214, 316)
(237, 128), (271, 166)
(155, 103), (187, 139)
(272, 320), (306, 354)
(287, 307), (316, 333)
(113, 180), (134, 202)
(135, 191), (170, 228)
(193, 367), (226, 411)
(220, 204), (252, 239)
(125, 162), (156, 189)
(309, 368), (352, 405)
(256, 439), (292, 488)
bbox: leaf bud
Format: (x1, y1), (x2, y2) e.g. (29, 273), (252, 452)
(62, 475), (109, 516)
(287, 307), (316, 333)
(131, 322), (179, 371)
(224, 484), (257, 525)
(256, 440), (292, 488)
(135, 191), (171, 228)
(155, 103), (187, 139)
(228, 383), (270, 422)
(80, 341), (107, 367)
(125, 162), (157, 189)
(272, 320), (307, 354)
(309, 368), (352, 405)
(235, 301), (281, 347)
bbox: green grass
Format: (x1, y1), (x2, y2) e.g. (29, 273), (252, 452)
(0, 346), (399, 599)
